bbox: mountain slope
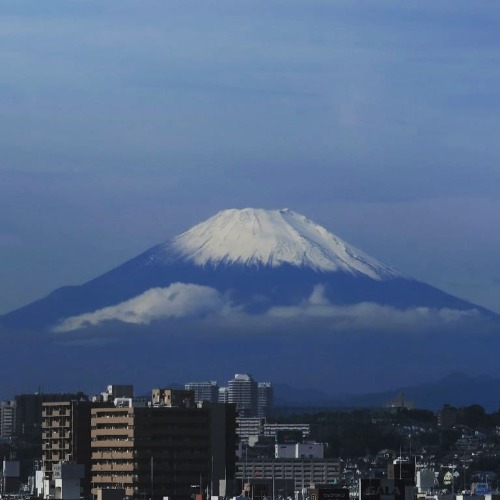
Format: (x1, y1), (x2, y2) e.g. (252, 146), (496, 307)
(0, 208), (494, 331)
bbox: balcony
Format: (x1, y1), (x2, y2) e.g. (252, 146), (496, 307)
(91, 416), (133, 425)
(92, 475), (134, 484)
(91, 440), (134, 448)
(50, 443), (70, 451)
(92, 451), (134, 460)
(92, 463), (135, 472)
(91, 428), (133, 438)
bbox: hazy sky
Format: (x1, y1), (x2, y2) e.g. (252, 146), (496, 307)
(2, 0), (500, 314)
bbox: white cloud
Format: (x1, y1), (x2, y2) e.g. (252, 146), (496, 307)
(53, 282), (235, 332)
(265, 284), (481, 332)
(53, 282), (486, 336)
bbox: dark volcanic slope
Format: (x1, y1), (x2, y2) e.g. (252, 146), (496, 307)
(0, 243), (493, 331)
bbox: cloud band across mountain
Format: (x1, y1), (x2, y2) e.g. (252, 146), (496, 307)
(53, 282), (484, 335)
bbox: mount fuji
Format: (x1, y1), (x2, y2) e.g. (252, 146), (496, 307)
(0, 208), (498, 396)
(1, 208), (489, 331)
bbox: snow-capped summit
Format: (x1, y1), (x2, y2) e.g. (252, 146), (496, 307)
(162, 208), (401, 280)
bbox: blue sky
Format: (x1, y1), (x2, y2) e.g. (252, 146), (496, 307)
(2, 0), (500, 314)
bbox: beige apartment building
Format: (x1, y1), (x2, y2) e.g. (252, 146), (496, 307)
(42, 400), (106, 498)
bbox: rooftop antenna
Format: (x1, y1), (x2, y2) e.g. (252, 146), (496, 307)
(399, 446), (402, 480)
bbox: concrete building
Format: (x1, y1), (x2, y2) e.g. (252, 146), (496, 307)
(51, 462), (84, 500)
(236, 458), (341, 490)
(228, 374), (258, 418)
(203, 402), (237, 496)
(152, 388), (195, 407)
(359, 479), (415, 500)
(185, 381), (219, 403)
(416, 469), (437, 494)
(15, 392), (87, 442)
(275, 443), (324, 459)
(236, 418), (311, 444)
(91, 405), (211, 500)
(42, 400), (109, 497)
(438, 404), (458, 429)
(1, 460), (20, 495)
(264, 423), (310, 440)
(0, 400), (16, 438)
(236, 417), (265, 444)
(99, 385), (133, 402)
(219, 387), (229, 403)
(257, 382), (273, 418)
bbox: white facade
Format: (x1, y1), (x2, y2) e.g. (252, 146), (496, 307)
(264, 423), (311, 439)
(219, 387), (229, 403)
(236, 417), (264, 443)
(236, 459), (340, 490)
(2, 460), (20, 477)
(51, 462), (84, 500)
(228, 374), (258, 417)
(54, 476), (81, 500)
(275, 443), (324, 459)
(99, 384), (133, 402)
(236, 418), (311, 444)
(113, 396), (148, 408)
(35, 470), (44, 498)
(416, 469), (436, 493)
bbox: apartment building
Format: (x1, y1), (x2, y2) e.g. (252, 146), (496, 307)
(42, 400), (108, 498)
(91, 405), (211, 500)
(236, 458), (341, 490)
(16, 392), (87, 442)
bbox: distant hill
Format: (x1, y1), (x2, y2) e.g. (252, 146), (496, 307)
(273, 372), (500, 412)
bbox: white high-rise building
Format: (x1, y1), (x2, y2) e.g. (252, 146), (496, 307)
(228, 374), (258, 417)
(218, 387), (229, 403)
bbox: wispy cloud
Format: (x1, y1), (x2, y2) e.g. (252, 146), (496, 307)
(53, 282), (485, 336)
(266, 284), (481, 332)
(53, 282), (236, 332)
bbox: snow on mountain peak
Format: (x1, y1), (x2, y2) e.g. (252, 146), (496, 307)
(162, 208), (401, 280)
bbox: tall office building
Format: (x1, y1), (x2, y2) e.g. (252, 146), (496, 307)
(228, 374), (258, 418)
(185, 381), (219, 403)
(0, 401), (16, 438)
(202, 402), (237, 496)
(257, 382), (273, 418)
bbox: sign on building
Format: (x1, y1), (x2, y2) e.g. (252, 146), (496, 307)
(360, 479), (413, 500)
